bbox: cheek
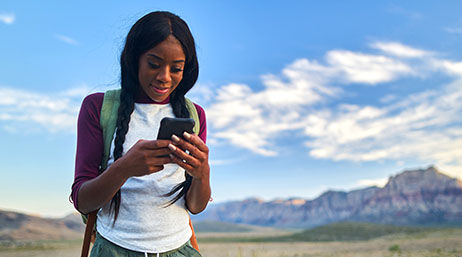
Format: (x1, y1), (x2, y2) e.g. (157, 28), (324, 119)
(138, 65), (149, 84)
(139, 69), (156, 85)
(173, 73), (184, 86)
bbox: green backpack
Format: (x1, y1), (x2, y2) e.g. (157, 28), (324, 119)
(80, 89), (201, 256)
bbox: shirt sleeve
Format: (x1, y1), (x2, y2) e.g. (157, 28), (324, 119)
(193, 103), (207, 144)
(70, 93), (104, 213)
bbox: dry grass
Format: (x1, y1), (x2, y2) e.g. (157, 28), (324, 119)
(1, 229), (461, 257)
(198, 229), (462, 257)
(199, 238), (462, 257)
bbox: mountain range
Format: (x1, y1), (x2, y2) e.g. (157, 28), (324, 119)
(1, 165), (461, 242)
(193, 166), (462, 228)
(0, 211), (83, 241)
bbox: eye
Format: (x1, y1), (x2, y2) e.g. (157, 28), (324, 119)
(171, 67), (184, 73)
(148, 62), (160, 69)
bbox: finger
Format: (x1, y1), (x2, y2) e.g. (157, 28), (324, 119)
(143, 139), (172, 150)
(148, 156), (173, 166)
(171, 135), (205, 160)
(147, 147), (174, 158)
(168, 144), (201, 167)
(183, 132), (209, 153)
(169, 154), (195, 173)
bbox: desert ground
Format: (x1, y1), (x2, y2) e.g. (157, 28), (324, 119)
(1, 229), (461, 257)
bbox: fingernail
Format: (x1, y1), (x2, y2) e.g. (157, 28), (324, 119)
(183, 132), (191, 139)
(169, 154), (174, 159)
(168, 144), (176, 151)
(171, 134), (180, 143)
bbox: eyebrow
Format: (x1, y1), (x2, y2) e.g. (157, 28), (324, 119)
(147, 53), (185, 63)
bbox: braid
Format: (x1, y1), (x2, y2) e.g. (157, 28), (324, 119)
(114, 89), (135, 160)
(164, 92), (193, 206)
(110, 88), (135, 223)
(171, 93), (190, 118)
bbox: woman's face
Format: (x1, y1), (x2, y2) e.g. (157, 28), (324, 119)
(138, 35), (186, 102)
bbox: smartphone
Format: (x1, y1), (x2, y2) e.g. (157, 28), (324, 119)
(157, 117), (195, 140)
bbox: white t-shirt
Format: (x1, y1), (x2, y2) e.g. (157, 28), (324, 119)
(96, 102), (192, 253)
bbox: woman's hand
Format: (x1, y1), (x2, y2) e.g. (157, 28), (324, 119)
(115, 139), (174, 179)
(168, 132), (210, 179)
(77, 139), (174, 214)
(169, 132), (211, 214)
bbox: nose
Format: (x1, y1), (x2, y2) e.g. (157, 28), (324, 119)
(156, 66), (172, 83)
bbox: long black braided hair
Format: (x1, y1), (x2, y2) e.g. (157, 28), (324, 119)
(108, 11), (199, 223)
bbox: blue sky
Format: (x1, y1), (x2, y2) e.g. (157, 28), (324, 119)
(0, 1), (461, 217)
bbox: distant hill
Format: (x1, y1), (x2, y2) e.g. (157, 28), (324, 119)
(194, 166), (462, 228)
(0, 210), (84, 241)
(283, 222), (430, 241)
(193, 221), (254, 233)
(197, 222), (439, 243)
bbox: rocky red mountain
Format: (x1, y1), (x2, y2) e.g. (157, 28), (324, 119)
(194, 166), (462, 228)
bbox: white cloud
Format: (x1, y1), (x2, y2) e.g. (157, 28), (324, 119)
(205, 41), (462, 174)
(438, 164), (462, 180)
(206, 62), (341, 156)
(444, 27), (462, 34)
(54, 34), (79, 45)
(187, 83), (216, 105)
(0, 13), (15, 24)
(357, 178), (388, 188)
(0, 86), (86, 133)
(326, 50), (413, 84)
(370, 41), (431, 58)
(304, 80), (461, 166)
(431, 59), (462, 77)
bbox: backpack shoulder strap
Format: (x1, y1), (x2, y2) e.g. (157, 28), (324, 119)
(185, 97), (200, 135)
(80, 89), (121, 257)
(100, 89), (121, 171)
(80, 210), (97, 257)
(184, 98), (201, 252)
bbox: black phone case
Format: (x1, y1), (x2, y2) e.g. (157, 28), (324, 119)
(157, 117), (195, 140)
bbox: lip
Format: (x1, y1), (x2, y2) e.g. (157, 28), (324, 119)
(152, 85), (170, 95)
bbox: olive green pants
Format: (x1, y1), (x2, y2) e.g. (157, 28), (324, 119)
(90, 233), (202, 257)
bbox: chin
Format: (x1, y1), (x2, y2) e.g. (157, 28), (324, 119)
(150, 95), (168, 102)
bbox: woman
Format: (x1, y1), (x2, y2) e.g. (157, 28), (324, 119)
(71, 11), (210, 257)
